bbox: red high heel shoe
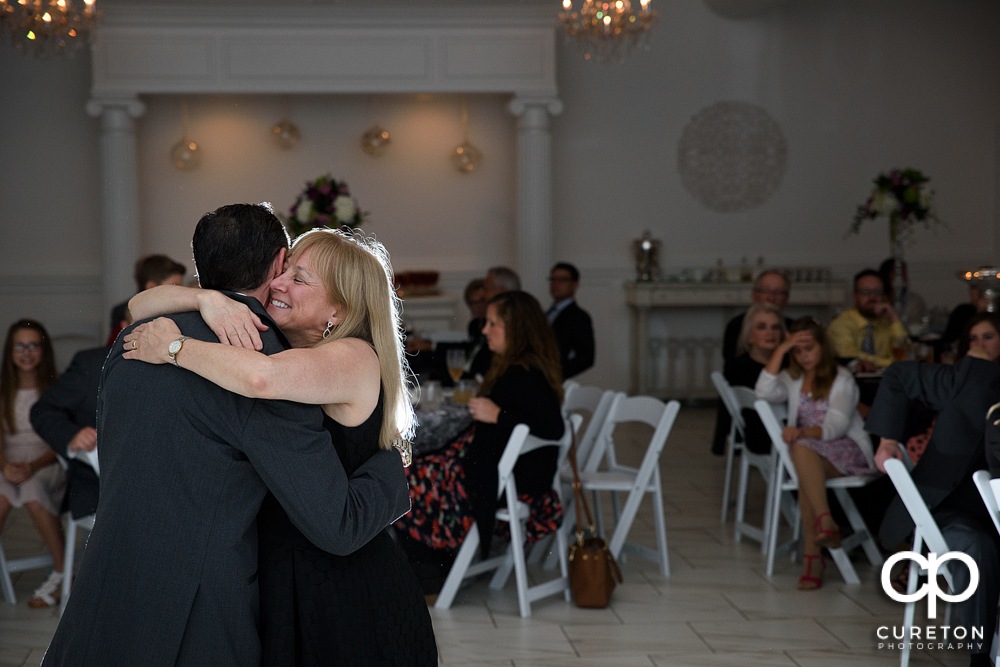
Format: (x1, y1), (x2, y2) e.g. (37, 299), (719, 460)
(798, 554), (825, 590)
(814, 511), (841, 549)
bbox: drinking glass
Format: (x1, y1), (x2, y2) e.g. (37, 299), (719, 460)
(453, 380), (475, 404)
(446, 348), (466, 383)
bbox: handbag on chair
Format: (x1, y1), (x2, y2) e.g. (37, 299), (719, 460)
(567, 430), (622, 608)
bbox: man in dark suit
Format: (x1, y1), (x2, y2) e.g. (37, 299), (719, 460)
(43, 204), (409, 667)
(870, 355), (1000, 667)
(547, 262), (594, 380)
(30, 346), (109, 521)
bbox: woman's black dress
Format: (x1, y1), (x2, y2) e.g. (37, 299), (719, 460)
(257, 393), (437, 667)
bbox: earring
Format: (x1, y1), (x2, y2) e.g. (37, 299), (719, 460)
(323, 321), (334, 339)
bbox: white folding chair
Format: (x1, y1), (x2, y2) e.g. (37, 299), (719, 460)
(972, 470), (1000, 663)
(537, 385), (616, 568)
(885, 459), (966, 667)
(435, 414), (582, 618)
(730, 386), (776, 552)
(0, 546), (54, 605)
(576, 395), (680, 577)
(755, 400), (884, 583)
(60, 448), (99, 616)
(711, 371), (744, 524)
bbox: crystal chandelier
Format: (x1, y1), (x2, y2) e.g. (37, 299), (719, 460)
(0, 0), (98, 59)
(559, 0), (657, 64)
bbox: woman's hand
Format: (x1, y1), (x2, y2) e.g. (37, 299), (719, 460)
(782, 426), (800, 445)
(468, 397), (501, 424)
(198, 291), (267, 350)
(3, 462), (31, 485)
(123, 318), (183, 364)
(967, 345), (992, 361)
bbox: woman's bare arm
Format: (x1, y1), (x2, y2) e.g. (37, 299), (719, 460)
(122, 317), (380, 406)
(129, 285), (267, 349)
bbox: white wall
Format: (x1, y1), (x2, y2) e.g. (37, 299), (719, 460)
(1, 0), (998, 385)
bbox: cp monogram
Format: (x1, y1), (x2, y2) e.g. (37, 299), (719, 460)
(881, 551), (979, 619)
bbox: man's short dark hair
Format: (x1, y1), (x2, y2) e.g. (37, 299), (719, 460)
(192, 203), (290, 292)
(853, 268), (886, 293)
(134, 255), (185, 292)
(551, 262), (580, 282)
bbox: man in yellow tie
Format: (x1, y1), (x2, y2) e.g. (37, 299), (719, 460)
(828, 269), (908, 372)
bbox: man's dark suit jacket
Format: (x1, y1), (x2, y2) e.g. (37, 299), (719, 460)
(43, 294), (410, 667)
(551, 301), (594, 380)
(30, 346), (108, 519)
(866, 357), (1000, 547)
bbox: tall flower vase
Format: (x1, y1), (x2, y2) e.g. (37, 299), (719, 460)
(890, 215), (906, 319)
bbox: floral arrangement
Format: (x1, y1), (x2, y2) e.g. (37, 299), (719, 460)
(849, 168), (941, 245)
(286, 175), (367, 238)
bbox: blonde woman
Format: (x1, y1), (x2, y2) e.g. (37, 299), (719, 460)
(125, 228), (436, 666)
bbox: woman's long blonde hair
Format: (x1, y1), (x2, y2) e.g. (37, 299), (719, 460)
(289, 228), (414, 449)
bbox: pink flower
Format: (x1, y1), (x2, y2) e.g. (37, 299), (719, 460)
(318, 183), (332, 195)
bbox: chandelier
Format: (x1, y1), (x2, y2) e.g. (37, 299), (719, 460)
(0, 0), (98, 59)
(559, 0), (657, 64)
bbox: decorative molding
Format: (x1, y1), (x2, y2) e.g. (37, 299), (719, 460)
(91, 6), (558, 97)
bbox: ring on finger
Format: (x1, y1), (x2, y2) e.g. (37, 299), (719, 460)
(132, 340), (137, 350)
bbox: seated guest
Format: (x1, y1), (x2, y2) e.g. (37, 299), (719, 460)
(878, 257), (925, 327)
(465, 267), (522, 379)
(943, 284), (988, 352)
(395, 291), (565, 570)
(828, 269), (907, 372)
(713, 270), (792, 455)
(0, 320), (66, 607)
(905, 312), (1000, 464)
(405, 278), (490, 381)
(755, 318), (876, 590)
(30, 344), (108, 524)
(871, 340), (1000, 667)
(107, 254), (186, 345)
(464, 278), (488, 339)
(547, 262), (595, 380)
(724, 303), (785, 454)
(722, 270), (792, 363)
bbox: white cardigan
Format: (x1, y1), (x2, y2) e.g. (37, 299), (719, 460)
(754, 366), (875, 470)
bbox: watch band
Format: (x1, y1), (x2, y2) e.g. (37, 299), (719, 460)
(169, 336), (189, 367)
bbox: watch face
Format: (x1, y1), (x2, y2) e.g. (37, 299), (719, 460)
(169, 339), (182, 355)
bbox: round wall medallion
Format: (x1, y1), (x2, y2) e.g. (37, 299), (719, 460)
(677, 101), (788, 213)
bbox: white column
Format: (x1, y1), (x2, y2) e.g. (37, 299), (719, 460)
(86, 97), (146, 332)
(508, 96), (563, 301)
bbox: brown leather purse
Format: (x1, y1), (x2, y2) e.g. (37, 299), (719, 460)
(566, 431), (622, 608)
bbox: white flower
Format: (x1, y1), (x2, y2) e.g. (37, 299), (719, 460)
(918, 187), (931, 209)
(874, 191), (898, 216)
(296, 199), (313, 223)
(334, 195), (356, 222)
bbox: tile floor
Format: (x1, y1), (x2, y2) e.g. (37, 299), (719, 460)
(0, 407), (975, 666)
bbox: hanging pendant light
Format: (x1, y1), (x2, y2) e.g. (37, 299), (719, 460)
(450, 98), (481, 174)
(170, 100), (202, 171)
(271, 118), (301, 150)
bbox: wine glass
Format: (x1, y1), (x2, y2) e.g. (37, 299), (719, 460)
(446, 348), (466, 383)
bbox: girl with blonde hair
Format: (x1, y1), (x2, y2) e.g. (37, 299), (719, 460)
(126, 227), (436, 665)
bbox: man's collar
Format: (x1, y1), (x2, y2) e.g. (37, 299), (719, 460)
(220, 290), (290, 349)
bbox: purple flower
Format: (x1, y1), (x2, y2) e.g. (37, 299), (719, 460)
(315, 214), (330, 225)
(318, 183), (332, 195)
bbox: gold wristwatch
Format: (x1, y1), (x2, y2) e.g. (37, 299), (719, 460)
(168, 336), (189, 367)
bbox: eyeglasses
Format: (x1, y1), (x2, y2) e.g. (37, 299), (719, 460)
(752, 288), (788, 297)
(13, 342), (41, 353)
(855, 289), (884, 297)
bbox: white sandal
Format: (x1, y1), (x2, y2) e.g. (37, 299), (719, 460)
(28, 570), (63, 608)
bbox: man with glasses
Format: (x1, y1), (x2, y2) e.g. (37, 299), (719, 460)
(547, 262), (594, 380)
(714, 270), (793, 455)
(828, 269), (908, 373)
